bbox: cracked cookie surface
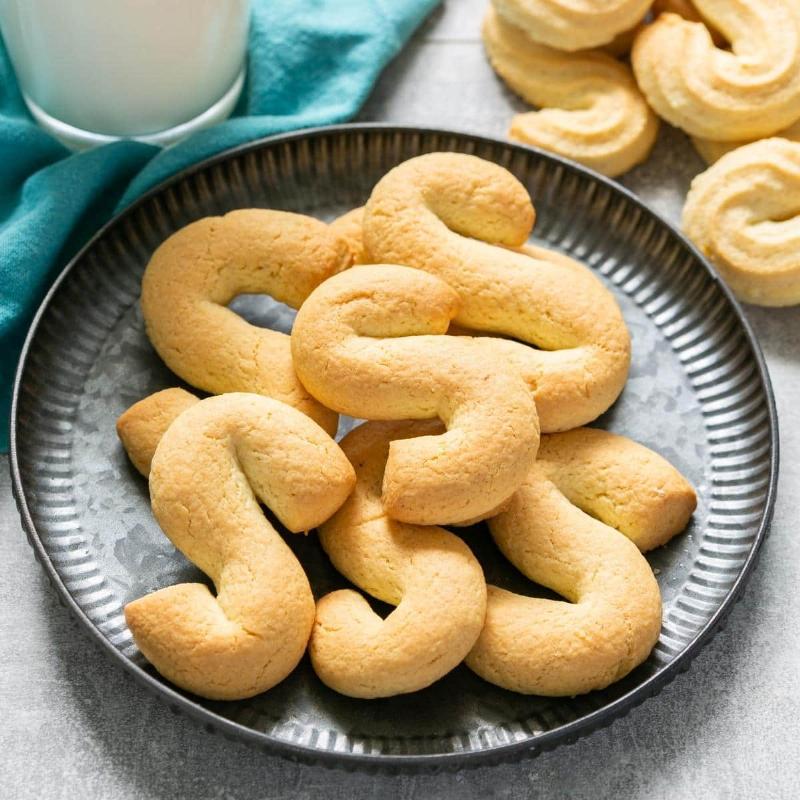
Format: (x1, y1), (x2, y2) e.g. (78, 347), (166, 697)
(291, 264), (540, 526)
(310, 420), (487, 698)
(361, 153), (631, 431)
(467, 427), (697, 696)
(120, 392), (355, 700)
(141, 209), (351, 435)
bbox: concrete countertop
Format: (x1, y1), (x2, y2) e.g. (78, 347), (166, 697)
(2, 2), (799, 797)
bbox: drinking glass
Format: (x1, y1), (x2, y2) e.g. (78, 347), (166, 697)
(0, 0), (250, 149)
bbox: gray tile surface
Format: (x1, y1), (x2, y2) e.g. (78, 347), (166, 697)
(2, 2), (799, 797)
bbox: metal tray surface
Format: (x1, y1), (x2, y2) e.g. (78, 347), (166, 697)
(10, 125), (778, 771)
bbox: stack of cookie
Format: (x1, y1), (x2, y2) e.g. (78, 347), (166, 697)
(117, 152), (697, 702)
(483, 0), (800, 307)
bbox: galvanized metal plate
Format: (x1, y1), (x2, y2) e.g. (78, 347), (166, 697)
(10, 126), (778, 771)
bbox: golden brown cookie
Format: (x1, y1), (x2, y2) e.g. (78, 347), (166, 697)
(291, 265), (540, 526)
(467, 428), (697, 696)
(122, 392), (356, 700)
(492, 0), (651, 52)
(361, 152), (631, 432)
(141, 209), (352, 436)
(682, 138), (800, 307)
(309, 420), (487, 698)
(632, 2), (800, 141)
(483, 6), (658, 177)
(116, 388), (199, 476)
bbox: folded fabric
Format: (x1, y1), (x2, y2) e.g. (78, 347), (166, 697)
(0, 0), (438, 453)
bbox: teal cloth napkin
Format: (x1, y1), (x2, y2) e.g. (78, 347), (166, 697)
(0, 0), (438, 452)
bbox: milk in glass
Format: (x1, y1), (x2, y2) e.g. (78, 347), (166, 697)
(0, 0), (250, 147)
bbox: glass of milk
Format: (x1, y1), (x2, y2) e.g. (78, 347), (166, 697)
(0, 0), (250, 150)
